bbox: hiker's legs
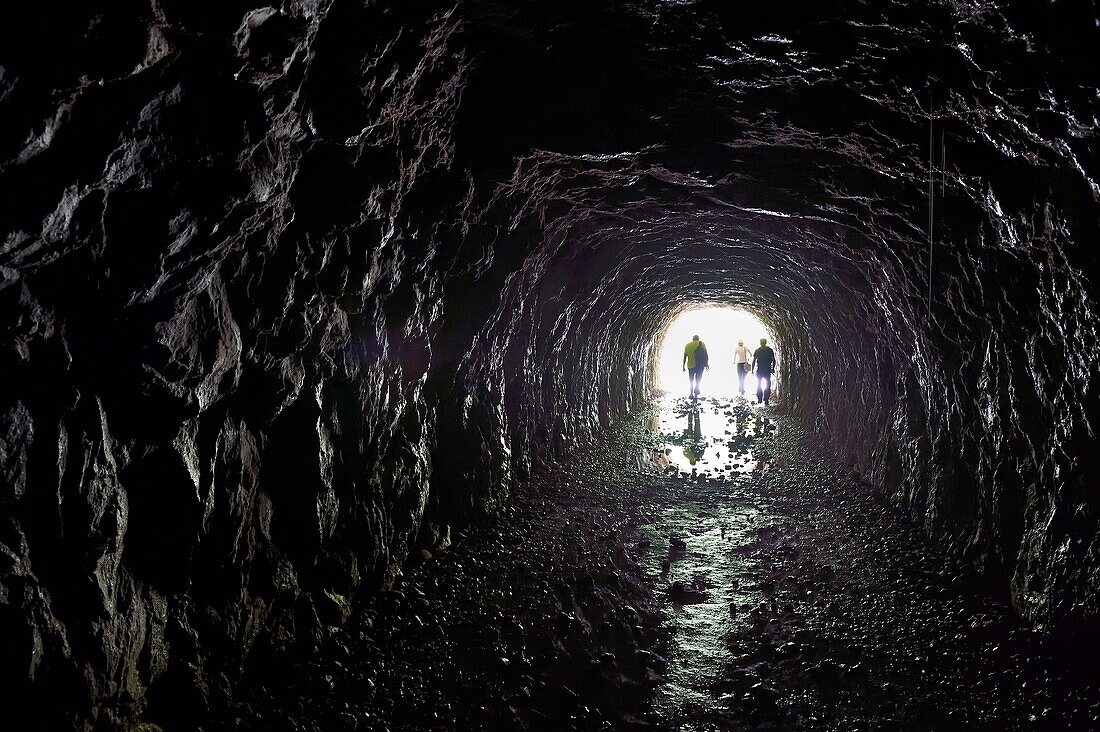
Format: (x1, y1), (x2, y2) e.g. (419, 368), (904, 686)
(759, 373), (772, 404)
(689, 366), (703, 396)
(737, 363), (747, 394)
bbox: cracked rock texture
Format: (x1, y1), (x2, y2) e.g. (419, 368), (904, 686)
(0, 0), (1097, 725)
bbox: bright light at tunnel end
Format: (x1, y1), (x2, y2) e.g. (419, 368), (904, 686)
(657, 307), (775, 398)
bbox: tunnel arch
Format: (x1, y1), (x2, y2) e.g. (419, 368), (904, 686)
(464, 196), (907, 488)
(1, 0), (1098, 722)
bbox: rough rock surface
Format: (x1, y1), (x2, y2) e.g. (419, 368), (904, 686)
(230, 420), (670, 730)
(0, 0), (1097, 725)
(230, 398), (1100, 730)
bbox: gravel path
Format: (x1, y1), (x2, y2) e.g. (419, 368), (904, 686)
(232, 396), (1099, 730)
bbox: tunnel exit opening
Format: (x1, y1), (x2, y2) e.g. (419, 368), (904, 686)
(657, 307), (774, 398)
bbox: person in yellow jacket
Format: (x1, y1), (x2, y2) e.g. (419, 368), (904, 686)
(681, 335), (709, 399)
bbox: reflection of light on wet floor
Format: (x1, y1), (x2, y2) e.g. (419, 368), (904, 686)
(638, 396), (772, 724)
(649, 395), (778, 478)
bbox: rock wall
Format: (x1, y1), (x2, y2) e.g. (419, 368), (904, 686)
(1, 0), (1097, 725)
(1, 1), (478, 724)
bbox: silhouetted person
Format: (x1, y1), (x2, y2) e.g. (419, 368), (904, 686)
(682, 335), (709, 399)
(752, 338), (776, 405)
(733, 339), (750, 395)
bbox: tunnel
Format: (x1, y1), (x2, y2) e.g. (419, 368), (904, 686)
(1, 0), (1099, 728)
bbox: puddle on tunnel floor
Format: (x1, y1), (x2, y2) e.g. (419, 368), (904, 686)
(639, 394), (781, 479)
(635, 394), (777, 727)
(626, 394), (1100, 729)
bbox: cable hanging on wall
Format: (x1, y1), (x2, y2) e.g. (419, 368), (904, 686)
(927, 85), (935, 321)
(926, 84), (950, 322)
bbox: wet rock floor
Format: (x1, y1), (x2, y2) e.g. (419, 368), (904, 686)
(232, 397), (1100, 730)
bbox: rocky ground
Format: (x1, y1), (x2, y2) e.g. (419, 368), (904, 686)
(223, 396), (1100, 730)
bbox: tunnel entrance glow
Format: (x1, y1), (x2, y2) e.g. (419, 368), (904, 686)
(657, 307), (774, 398)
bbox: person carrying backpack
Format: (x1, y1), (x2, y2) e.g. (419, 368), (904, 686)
(682, 335), (709, 399)
(733, 339), (751, 395)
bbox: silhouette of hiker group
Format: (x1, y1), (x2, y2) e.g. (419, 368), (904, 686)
(681, 335), (776, 405)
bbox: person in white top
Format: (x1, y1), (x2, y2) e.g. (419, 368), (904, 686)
(733, 340), (751, 395)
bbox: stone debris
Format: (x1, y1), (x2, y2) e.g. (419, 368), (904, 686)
(228, 399), (1100, 729)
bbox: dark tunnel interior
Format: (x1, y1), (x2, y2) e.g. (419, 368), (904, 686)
(1, 0), (1099, 727)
